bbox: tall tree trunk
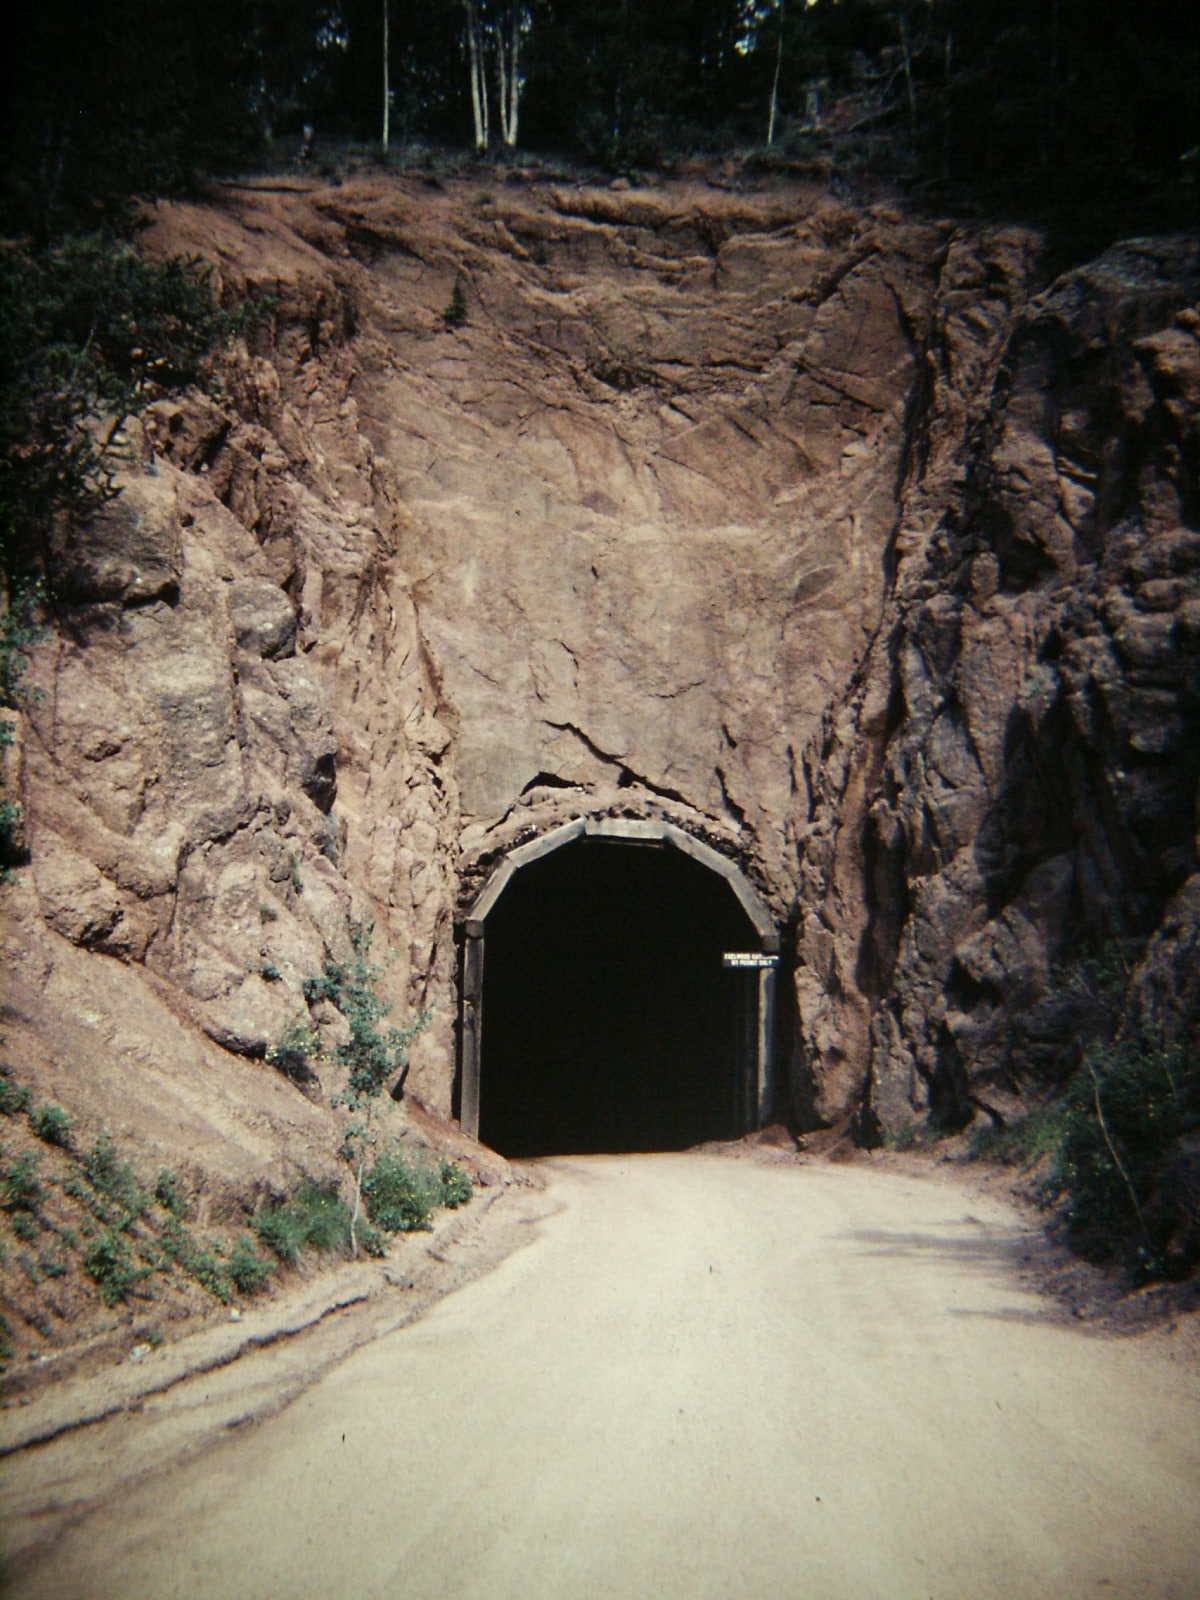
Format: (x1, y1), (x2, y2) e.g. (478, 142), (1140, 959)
(382, 0), (390, 152)
(465, 0), (489, 152)
(767, 0), (785, 147)
(493, 0), (522, 148)
(897, 7), (917, 141)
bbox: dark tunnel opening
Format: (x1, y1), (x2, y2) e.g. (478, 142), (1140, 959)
(477, 838), (762, 1156)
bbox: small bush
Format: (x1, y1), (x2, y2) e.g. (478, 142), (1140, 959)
(253, 1202), (307, 1266)
(362, 1148), (440, 1233)
(154, 1167), (188, 1218)
(176, 1231), (231, 1302)
(438, 1157), (473, 1209)
(1059, 1032), (1198, 1275)
(292, 1180), (354, 1252)
(0, 1068), (31, 1117)
(442, 277), (467, 327)
(1, 1150), (43, 1212)
(0, 1313), (13, 1363)
(18, 1248), (41, 1284)
(84, 1134), (146, 1222)
(227, 1233), (272, 1295)
(254, 1180), (353, 1264)
(11, 1211), (37, 1241)
(29, 1101), (72, 1148)
(84, 1229), (146, 1306)
(38, 1246), (68, 1277)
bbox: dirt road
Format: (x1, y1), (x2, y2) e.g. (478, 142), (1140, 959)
(6, 1153), (1199, 1598)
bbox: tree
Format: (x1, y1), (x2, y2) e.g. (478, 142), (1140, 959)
(462, 1), (528, 151)
(298, 920), (428, 1256)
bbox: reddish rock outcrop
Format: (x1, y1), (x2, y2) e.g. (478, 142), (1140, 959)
(2, 170), (1195, 1180)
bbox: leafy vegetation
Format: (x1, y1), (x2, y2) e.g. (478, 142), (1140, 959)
(1058, 1030), (1199, 1280)
(298, 918), (428, 1254)
(442, 277), (467, 328)
(227, 1234), (273, 1295)
(254, 1179), (355, 1265)
(29, 1101), (73, 1148)
(967, 1104), (1065, 1169)
(362, 1147), (473, 1233)
(0, 1066), (32, 1117)
(1, 1150), (44, 1213)
(84, 1133), (147, 1225)
(0, 235), (254, 585)
(154, 1167), (189, 1219)
(84, 1229), (147, 1306)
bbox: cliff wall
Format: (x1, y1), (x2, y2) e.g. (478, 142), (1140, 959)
(2, 171), (1195, 1180)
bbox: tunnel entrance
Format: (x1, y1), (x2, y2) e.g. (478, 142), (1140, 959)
(458, 820), (778, 1157)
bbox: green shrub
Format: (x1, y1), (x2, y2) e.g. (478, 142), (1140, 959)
(1, 1151), (43, 1212)
(84, 1229), (146, 1305)
(437, 1157), (473, 1209)
(227, 1234), (272, 1295)
(11, 1211), (37, 1241)
(177, 1233), (231, 1302)
(38, 1246), (68, 1277)
(291, 1180), (354, 1252)
(442, 277), (467, 327)
(1058, 1032), (1198, 1276)
(254, 1180), (354, 1264)
(253, 1202), (307, 1266)
(18, 1248), (41, 1284)
(29, 1101), (72, 1148)
(297, 917), (428, 1257)
(0, 1067), (31, 1116)
(362, 1148), (442, 1233)
(84, 1134), (146, 1223)
(0, 236), (258, 582)
(0, 1313), (13, 1363)
(154, 1167), (188, 1218)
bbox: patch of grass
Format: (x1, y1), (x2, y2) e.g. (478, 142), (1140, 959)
(254, 1179), (353, 1265)
(11, 1210), (37, 1241)
(2, 1150), (43, 1212)
(18, 1247), (41, 1284)
(0, 1068), (31, 1116)
(967, 1104), (1065, 1167)
(29, 1101), (72, 1148)
(84, 1229), (147, 1306)
(0, 1313), (13, 1364)
(227, 1233), (272, 1295)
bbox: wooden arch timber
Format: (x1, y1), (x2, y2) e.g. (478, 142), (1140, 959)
(457, 818), (779, 1141)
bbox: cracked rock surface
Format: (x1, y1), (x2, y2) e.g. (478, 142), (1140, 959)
(2, 169), (1196, 1205)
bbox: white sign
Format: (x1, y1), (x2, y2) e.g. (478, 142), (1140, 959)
(722, 953), (778, 969)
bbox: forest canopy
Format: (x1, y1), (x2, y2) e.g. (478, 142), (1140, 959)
(1, 1), (1196, 238)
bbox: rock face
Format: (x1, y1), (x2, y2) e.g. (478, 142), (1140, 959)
(2, 169), (1196, 1170)
(795, 237), (1200, 1133)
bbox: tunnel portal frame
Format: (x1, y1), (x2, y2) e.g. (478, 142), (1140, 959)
(457, 818), (780, 1143)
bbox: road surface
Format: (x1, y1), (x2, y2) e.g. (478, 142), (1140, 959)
(6, 1152), (1199, 1598)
